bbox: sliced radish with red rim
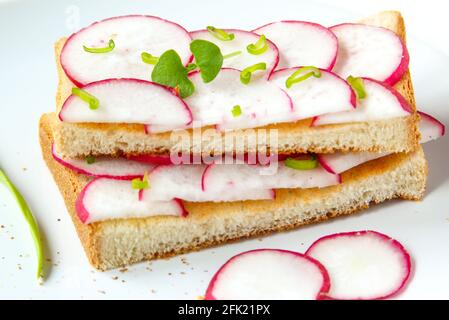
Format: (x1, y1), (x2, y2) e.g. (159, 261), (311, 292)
(59, 79), (192, 130)
(61, 15), (192, 86)
(330, 23), (409, 85)
(418, 111), (445, 143)
(270, 68), (356, 120)
(253, 21), (338, 70)
(306, 230), (411, 300)
(190, 29), (279, 78)
(205, 249), (330, 300)
(76, 178), (187, 224)
(312, 78), (411, 126)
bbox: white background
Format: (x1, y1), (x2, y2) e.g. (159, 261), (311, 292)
(0, 0), (448, 299)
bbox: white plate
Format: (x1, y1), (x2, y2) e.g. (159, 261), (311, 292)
(0, 0), (448, 300)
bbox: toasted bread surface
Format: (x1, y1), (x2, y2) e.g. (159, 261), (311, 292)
(53, 11), (420, 157)
(40, 113), (427, 270)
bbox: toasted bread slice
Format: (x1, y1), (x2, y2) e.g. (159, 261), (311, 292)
(52, 11), (419, 158)
(40, 113), (427, 270)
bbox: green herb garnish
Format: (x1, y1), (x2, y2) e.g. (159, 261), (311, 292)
(284, 155), (318, 170)
(151, 49), (195, 99)
(131, 172), (150, 190)
(285, 66), (321, 89)
(223, 50), (242, 59)
(240, 62), (267, 84)
(0, 169), (43, 280)
(85, 156), (96, 164)
(71, 87), (100, 110)
(186, 63), (198, 72)
(232, 105), (242, 117)
(141, 52), (159, 65)
(206, 26), (235, 41)
(83, 39), (115, 54)
(347, 75), (367, 99)
(190, 40), (223, 83)
(247, 35), (269, 55)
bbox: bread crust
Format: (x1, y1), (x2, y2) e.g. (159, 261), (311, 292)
(53, 11), (420, 157)
(40, 112), (428, 270)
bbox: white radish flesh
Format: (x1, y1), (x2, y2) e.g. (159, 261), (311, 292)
(312, 78), (411, 126)
(330, 23), (409, 85)
(59, 79), (192, 128)
(205, 249), (330, 300)
(185, 69), (294, 131)
(190, 29), (279, 77)
(306, 230), (411, 300)
(52, 144), (154, 179)
(61, 15), (192, 86)
(317, 152), (388, 174)
(253, 21), (338, 70)
(76, 178), (186, 224)
(270, 68), (355, 120)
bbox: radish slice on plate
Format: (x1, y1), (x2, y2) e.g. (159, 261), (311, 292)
(306, 230), (411, 300)
(330, 23), (409, 85)
(190, 29), (279, 77)
(202, 162), (340, 193)
(253, 21), (338, 70)
(312, 78), (411, 126)
(147, 165), (274, 202)
(76, 178), (187, 224)
(418, 111), (445, 143)
(52, 144), (154, 179)
(61, 15), (192, 86)
(205, 249), (330, 300)
(270, 68), (356, 120)
(185, 69), (294, 131)
(59, 79), (192, 130)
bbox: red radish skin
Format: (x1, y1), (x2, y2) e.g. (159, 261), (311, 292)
(330, 23), (409, 86)
(306, 230), (411, 300)
(61, 15), (192, 87)
(253, 21), (338, 71)
(75, 180), (92, 223)
(190, 29), (280, 78)
(418, 111), (446, 141)
(205, 249), (330, 300)
(129, 154), (174, 166)
(59, 78), (193, 130)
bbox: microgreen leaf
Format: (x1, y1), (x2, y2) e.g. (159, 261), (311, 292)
(0, 169), (43, 280)
(284, 155), (318, 170)
(347, 75), (367, 99)
(131, 172), (150, 190)
(247, 35), (269, 55)
(141, 52), (159, 65)
(186, 63), (198, 72)
(85, 156), (96, 164)
(232, 105), (242, 117)
(240, 62), (267, 84)
(285, 66), (321, 89)
(190, 39), (223, 83)
(83, 39), (115, 53)
(151, 49), (195, 99)
(206, 26), (235, 41)
(72, 87), (100, 110)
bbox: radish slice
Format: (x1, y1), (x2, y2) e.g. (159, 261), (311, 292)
(312, 78), (411, 126)
(253, 21), (338, 70)
(147, 164), (274, 202)
(317, 152), (388, 174)
(52, 144), (154, 179)
(330, 23), (409, 85)
(418, 111), (445, 143)
(75, 178), (186, 224)
(270, 68), (356, 120)
(306, 230), (411, 300)
(61, 15), (192, 86)
(185, 69), (294, 131)
(59, 79), (192, 129)
(205, 249), (330, 300)
(202, 162), (340, 194)
(190, 29), (279, 77)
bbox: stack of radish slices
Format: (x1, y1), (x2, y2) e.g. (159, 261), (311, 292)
(205, 231), (411, 300)
(59, 14), (415, 133)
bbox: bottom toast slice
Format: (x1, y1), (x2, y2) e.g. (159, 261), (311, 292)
(39, 113), (428, 270)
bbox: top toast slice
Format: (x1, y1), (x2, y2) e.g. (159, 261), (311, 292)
(52, 10), (420, 158)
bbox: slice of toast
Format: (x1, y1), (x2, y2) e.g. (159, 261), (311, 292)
(40, 113), (427, 270)
(52, 11), (420, 158)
